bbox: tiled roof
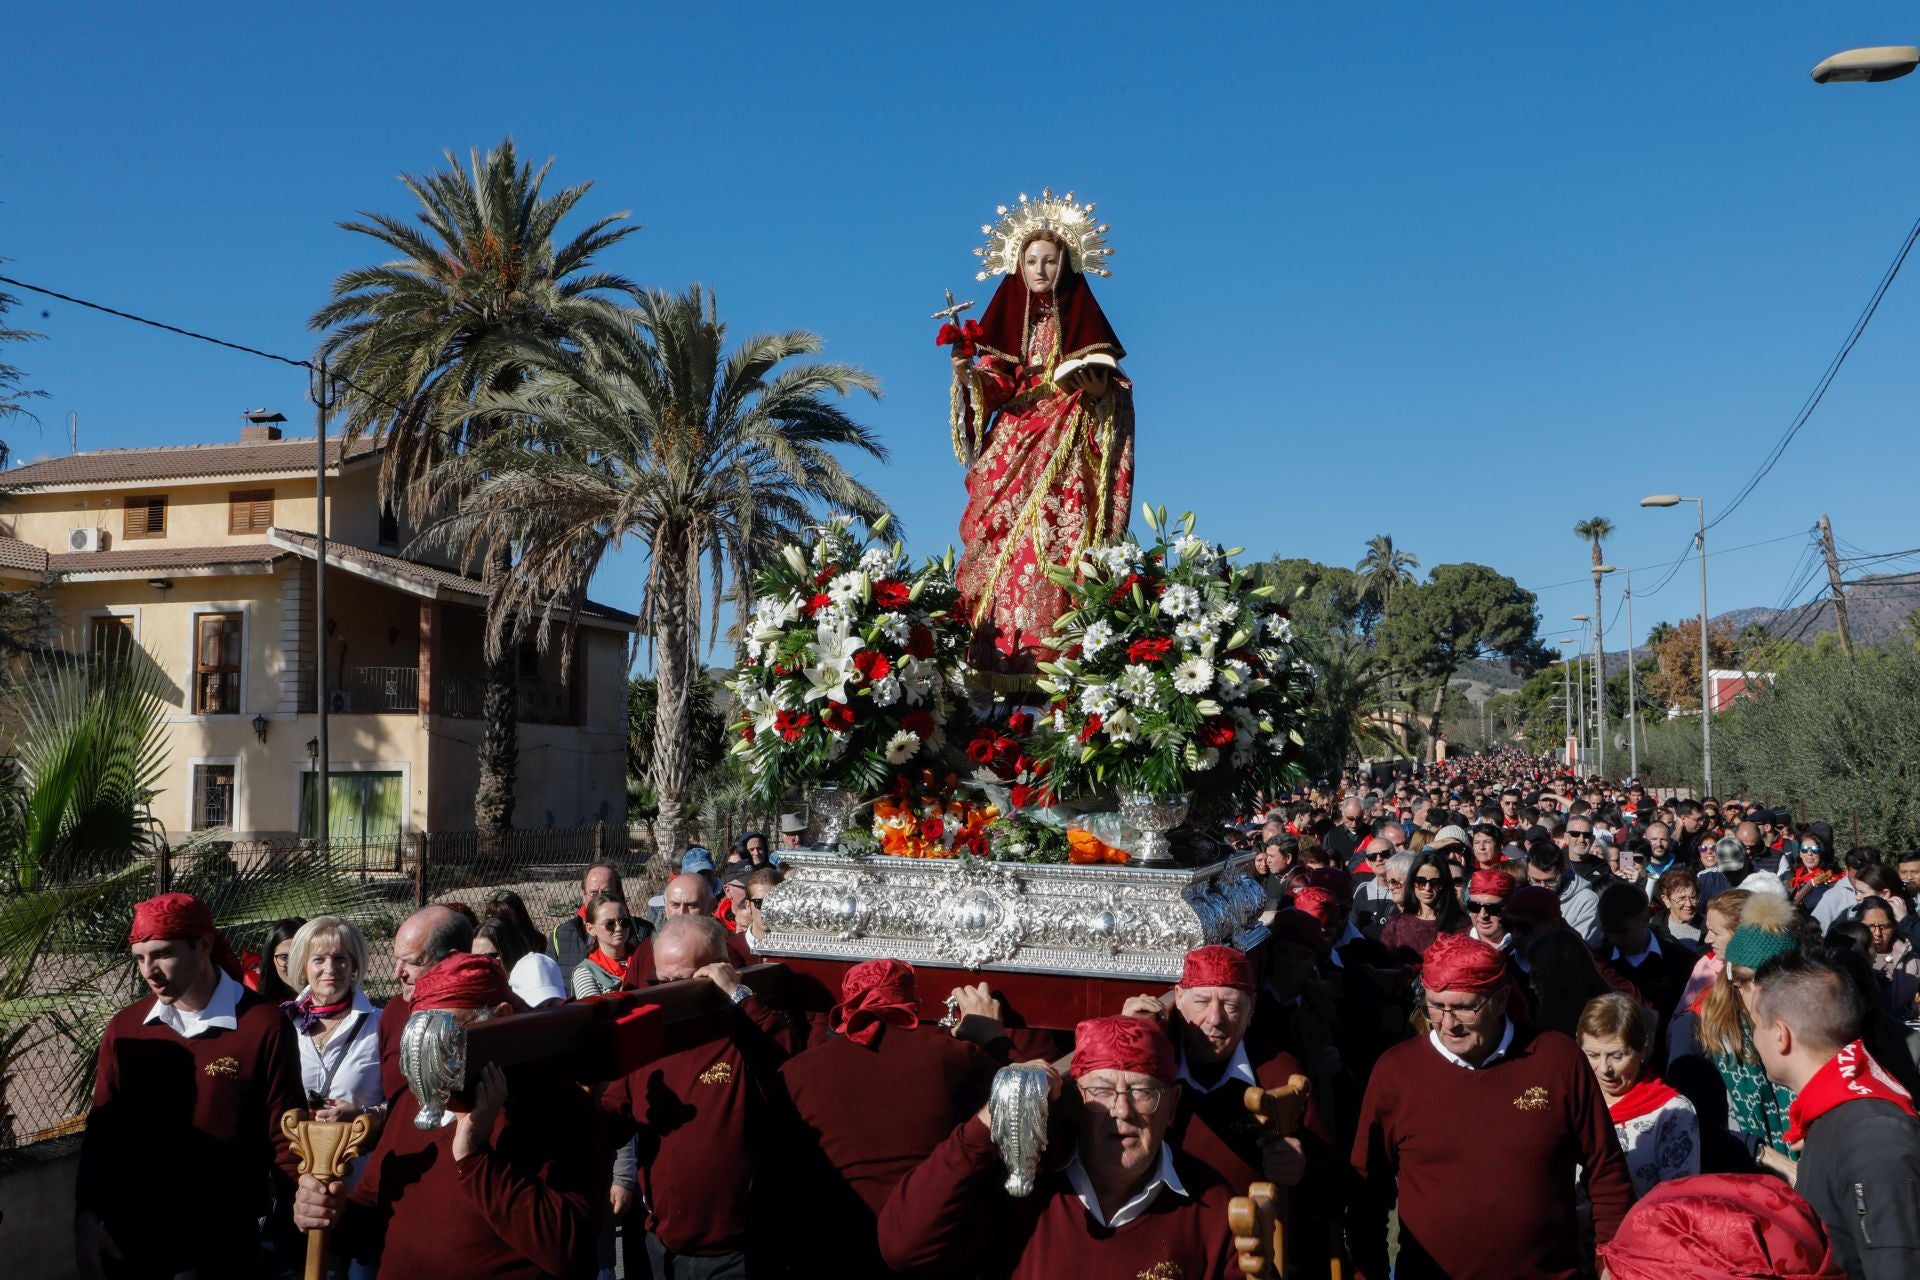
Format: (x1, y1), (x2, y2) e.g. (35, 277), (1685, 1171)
(0, 435), (379, 490)
(269, 530), (637, 627)
(49, 544), (284, 575)
(0, 534), (50, 573)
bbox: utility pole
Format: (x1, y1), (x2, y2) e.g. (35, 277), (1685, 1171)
(314, 360), (331, 845)
(1623, 567), (1639, 779)
(1817, 514), (1853, 659)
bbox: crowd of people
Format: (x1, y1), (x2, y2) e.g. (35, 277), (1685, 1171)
(73, 758), (1920, 1279)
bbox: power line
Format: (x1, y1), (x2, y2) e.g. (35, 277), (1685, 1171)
(1526, 530), (1809, 596)
(0, 273), (313, 372)
(1707, 208), (1920, 532)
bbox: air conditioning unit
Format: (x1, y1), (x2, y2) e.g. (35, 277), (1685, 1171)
(328, 689), (353, 713)
(68, 528), (104, 553)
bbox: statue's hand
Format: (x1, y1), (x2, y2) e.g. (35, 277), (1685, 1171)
(1058, 366), (1111, 399)
(952, 354), (972, 377)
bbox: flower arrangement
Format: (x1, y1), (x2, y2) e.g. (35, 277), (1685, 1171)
(871, 772), (1000, 858)
(728, 516), (969, 804)
(1030, 504), (1310, 820)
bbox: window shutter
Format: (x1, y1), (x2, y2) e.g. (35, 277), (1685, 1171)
(229, 489), (273, 535)
(124, 496), (165, 539)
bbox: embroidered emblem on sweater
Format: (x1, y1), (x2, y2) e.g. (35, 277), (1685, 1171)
(698, 1061), (733, 1085)
(204, 1056), (239, 1080)
(1513, 1085), (1549, 1111)
(1138, 1263), (1183, 1280)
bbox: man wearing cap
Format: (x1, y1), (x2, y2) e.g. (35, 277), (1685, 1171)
(602, 916), (798, 1278)
(1347, 933), (1632, 1280)
(879, 1015), (1236, 1280)
(294, 953), (607, 1278)
(77, 893), (305, 1280)
(779, 960), (1011, 1278)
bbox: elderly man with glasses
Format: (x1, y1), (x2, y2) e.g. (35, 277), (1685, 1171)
(881, 1015), (1236, 1280)
(1347, 933), (1632, 1280)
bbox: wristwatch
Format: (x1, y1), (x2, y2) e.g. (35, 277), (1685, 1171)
(728, 985), (751, 1006)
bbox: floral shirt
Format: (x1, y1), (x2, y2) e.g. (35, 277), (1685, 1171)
(1612, 1092), (1701, 1196)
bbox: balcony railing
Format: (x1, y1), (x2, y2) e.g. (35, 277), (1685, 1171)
(345, 665), (420, 713)
(437, 673), (574, 724)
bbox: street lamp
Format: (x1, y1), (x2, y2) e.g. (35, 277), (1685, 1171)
(1642, 494), (1712, 796)
(1811, 45), (1919, 83)
(1600, 565), (1640, 778)
(1592, 565), (1617, 779)
(1571, 615), (1591, 773)
(1558, 636), (1577, 767)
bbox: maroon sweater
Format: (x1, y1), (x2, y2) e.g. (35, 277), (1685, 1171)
(344, 1066), (607, 1279)
(779, 1024), (1002, 1276)
(1347, 1023), (1634, 1280)
(377, 992), (411, 1100)
(879, 1116), (1236, 1280)
(601, 994), (796, 1257)
(77, 986), (303, 1270)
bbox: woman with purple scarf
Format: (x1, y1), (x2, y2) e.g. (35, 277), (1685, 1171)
(282, 916), (386, 1157)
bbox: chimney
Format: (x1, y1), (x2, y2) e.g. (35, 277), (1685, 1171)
(240, 408), (287, 443)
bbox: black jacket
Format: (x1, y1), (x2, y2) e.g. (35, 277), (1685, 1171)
(1797, 1097), (1920, 1280)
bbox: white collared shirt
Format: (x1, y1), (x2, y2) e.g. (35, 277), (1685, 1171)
(1177, 1040), (1258, 1096)
(1428, 1018), (1515, 1071)
(143, 969), (244, 1039)
(1469, 926), (1513, 953)
(1064, 1142), (1187, 1228)
(293, 986), (384, 1109)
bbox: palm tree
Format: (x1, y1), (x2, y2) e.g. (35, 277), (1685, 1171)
(1354, 534), (1419, 633)
(1574, 516), (1614, 757)
(420, 286), (889, 867)
(1297, 630), (1411, 773)
(309, 137), (642, 834)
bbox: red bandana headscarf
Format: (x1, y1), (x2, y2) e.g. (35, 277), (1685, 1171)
(1420, 933), (1508, 995)
(129, 893), (243, 979)
(1180, 945), (1254, 993)
(1290, 886), (1339, 926)
(1785, 1039), (1916, 1144)
(410, 952), (514, 1012)
(830, 959), (920, 1048)
(1597, 1173), (1846, 1280)
(1071, 1015), (1176, 1084)
(1468, 869), (1515, 899)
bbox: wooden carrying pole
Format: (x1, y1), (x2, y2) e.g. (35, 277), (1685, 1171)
(281, 1110), (373, 1280)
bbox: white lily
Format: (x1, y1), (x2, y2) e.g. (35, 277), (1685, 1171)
(802, 624), (864, 704)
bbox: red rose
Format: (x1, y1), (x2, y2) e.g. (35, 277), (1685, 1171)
(1032, 759), (1052, 778)
(907, 624), (936, 658)
(820, 700), (855, 733)
(1198, 718), (1235, 748)
(1127, 636), (1174, 663)
(1078, 714), (1104, 744)
(1014, 754), (1035, 776)
(1006, 710), (1035, 736)
(803, 593), (832, 617)
(919, 817), (946, 843)
(873, 580), (911, 609)
(853, 650), (891, 684)
(966, 736), (998, 765)
(1009, 784), (1033, 810)
(774, 710), (813, 742)
(901, 710), (936, 740)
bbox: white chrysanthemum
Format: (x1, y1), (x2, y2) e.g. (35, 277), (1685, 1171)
(858, 547), (895, 576)
(1079, 684), (1120, 718)
(1208, 599), (1240, 626)
(1174, 619), (1214, 648)
(1172, 533), (1217, 566)
(1106, 706), (1140, 743)
(1081, 618), (1115, 657)
(826, 571), (866, 607)
(1265, 614), (1294, 642)
(1192, 747), (1220, 771)
(871, 675), (902, 708)
(1083, 543), (1140, 576)
(1267, 732), (1289, 753)
(1160, 584), (1201, 618)
(1171, 657), (1215, 696)
(1053, 708), (1068, 732)
(878, 611), (911, 645)
(1218, 659), (1251, 702)
(885, 730), (921, 764)
(815, 603), (853, 632)
(1115, 663), (1159, 705)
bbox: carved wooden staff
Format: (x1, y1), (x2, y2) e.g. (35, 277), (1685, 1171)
(281, 1110), (373, 1280)
(1227, 1074), (1344, 1280)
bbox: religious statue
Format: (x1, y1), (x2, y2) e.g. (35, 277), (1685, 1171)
(940, 189), (1135, 679)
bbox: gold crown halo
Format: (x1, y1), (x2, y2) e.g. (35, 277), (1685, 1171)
(973, 188), (1113, 282)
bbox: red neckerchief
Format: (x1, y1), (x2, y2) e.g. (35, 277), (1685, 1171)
(1607, 1073), (1681, 1125)
(1785, 1039), (1916, 1144)
(584, 948), (626, 982)
(1788, 867), (1838, 892)
(714, 897), (739, 933)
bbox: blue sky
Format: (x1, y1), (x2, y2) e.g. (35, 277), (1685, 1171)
(6, 3), (1920, 666)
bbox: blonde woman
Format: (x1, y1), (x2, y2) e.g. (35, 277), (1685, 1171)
(282, 917), (386, 1167)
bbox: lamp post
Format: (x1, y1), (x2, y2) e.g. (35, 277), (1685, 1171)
(1571, 616), (1591, 774)
(1559, 636), (1577, 767)
(1592, 566), (1617, 779)
(1811, 45), (1919, 83)
(1642, 494), (1711, 796)
(1605, 565), (1640, 779)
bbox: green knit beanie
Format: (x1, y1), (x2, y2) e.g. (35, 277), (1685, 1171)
(1723, 892), (1800, 970)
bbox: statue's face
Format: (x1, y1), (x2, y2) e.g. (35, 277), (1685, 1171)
(1021, 238), (1065, 294)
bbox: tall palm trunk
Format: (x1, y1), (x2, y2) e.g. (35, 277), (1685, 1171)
(475, 541), (518, 834)
(648, 523), (695, 869)
(1591, 545), (1606, 771)
(1428, 681), (1447, 760)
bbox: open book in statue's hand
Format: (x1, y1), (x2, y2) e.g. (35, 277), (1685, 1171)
(1053, 351), (1117, 384)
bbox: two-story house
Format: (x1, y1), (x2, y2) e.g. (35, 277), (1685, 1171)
(0, 423), (635, 844)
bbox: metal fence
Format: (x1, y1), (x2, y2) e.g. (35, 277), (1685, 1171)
(1, 823), (642, 1149)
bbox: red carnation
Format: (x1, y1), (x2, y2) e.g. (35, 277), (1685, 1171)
(1006, 710), (1035, 736)
(813, 568), (836, 586)
(906, 624), (936, 659)
(774, 710), (813, 742)
(873, 580), (911, 609)
(820, 701), (855, 733)
(853, 650), (891, 684)
(1197, 718), (1236, 748)
(1014, 753), (1035, 776)
(1010, 784), (1034, 810)
(901, 710), (936, 740)
(1127, 636), (1174, 663)
(1109, 574), (1143, 605)
(1078, 714), (1104, 744)
(803, 593), (832, 617)
(919, 817), (946, 843)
